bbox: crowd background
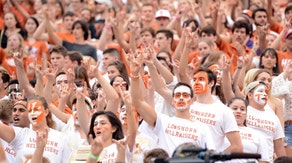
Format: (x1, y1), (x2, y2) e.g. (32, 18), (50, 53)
(0, 0), (292, 162)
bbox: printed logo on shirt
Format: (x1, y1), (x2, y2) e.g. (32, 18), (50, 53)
(165, 123), (199, 141)
(190, 110), (216, 126)
(26, 137), (59, 155)
(246, 115), (275, 132)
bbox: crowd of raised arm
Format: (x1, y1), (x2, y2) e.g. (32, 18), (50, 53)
(1, 0), (292, 162)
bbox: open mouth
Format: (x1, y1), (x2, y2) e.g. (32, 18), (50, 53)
(96, 131), (102, 135)
(13, 117), (20, 122)
(32, 117), (37, 121)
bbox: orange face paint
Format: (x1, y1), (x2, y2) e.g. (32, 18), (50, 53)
(27, 100), (45, 125)
(193, 72), (208, 94)
(253, 85), (268, 106)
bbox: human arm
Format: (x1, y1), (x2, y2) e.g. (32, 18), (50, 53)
(94, 62), (120, 113)
(224, 131), (243, 152)
(31, 129), (48, 163)
(130, 51), (157, 127)
(0, 148), (5, 163)
(144, 47), (173, 105)
(96, 19), (111, 51)
(76, 86), (91, 136)
(274, 138), (286, 157)
(0, 141), (7, 163)
(45, 10), (62, 46)
(13, 50), (36, 97)
(221, 56), (235, 102)
(9, 0), (30, 18)
(178, 29), (195, 85)
(32, 18), (49, 41)
(113, 139), (126, 163)
(0, 123), (15, 143)
(118, 89), (136, 151)
(86, 135), (103, 163)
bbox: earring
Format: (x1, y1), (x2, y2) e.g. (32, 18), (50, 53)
(274, 64), (276, 67)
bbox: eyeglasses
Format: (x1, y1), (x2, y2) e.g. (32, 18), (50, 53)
(113, 81), (127, 87)
(174, 92), (190, 99)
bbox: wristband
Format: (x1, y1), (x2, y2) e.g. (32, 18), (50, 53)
(89, 152), (99, 161)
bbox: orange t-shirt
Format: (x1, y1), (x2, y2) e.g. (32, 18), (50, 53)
(218, 40), (251, 73)
(48, 32), (75, 45)
(0, 49), (32, 78)
(270, 22), (283, 34)
(9, 5), (35, 28)
(277, 51), (292, 72)
(25, 40), (49, 65)
(52, 100), (72, 115)
(0, 18), (3, 30)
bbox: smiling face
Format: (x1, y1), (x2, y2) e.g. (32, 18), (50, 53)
(27, 100), (46, 125)
(192, 71), (209, 94)
(229, 99), (247, 126)
(172, 85), (192, 111)
(93, 115), (116, 140)
(252, 84), (268, 106)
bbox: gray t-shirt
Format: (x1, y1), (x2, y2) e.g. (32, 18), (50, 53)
(62, 41), (97, 61)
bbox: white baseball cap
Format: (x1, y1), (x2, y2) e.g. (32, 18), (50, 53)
(95, 0), (112, 8)
(155, 9), (171, 19)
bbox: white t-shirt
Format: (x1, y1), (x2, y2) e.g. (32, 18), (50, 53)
(10, 127), (72, 163)
(1, 139), (16, 163)
(246, 105), (284, 162)
(98, 143), (132, 163)
(222, 126), (270, 163)
(131, 132), (156, 163)
(153, 113), (216, 156)
(190, 101), (239, 152)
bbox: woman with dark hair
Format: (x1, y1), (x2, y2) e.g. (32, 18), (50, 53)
(107, 61), (129, 84)
(0, 95), (71, 162)
(24, 17), (48, 65)
(225, 97), (269, 162)
(74, 66), (91, 88)
(0, 12), (25, 48)
(45, 12), (97, 61)
(259, 48), (280, 76)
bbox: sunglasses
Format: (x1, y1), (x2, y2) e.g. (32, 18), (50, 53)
(113, 81), (127, 87)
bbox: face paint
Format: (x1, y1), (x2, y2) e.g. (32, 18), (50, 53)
(253, 85), (268, 106)
(55, 74), (69, 94)
(193, 72), (209, 94)
(208, 64), (222, 86)
(27, 100), (45, 125)
(173, 85), (192, 111)
(93, 116), (111, 137)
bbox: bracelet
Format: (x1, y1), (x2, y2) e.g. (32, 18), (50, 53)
(130, 74), (140, 80)
(237, 67), (242, 69)
(89, 152), (99, 161)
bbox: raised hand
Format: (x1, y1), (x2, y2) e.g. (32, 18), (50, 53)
(128, 49), (143, 76)
(36, 128), (49, 149)
(88, 134), (103, 157)
(283, 60), (292, 80)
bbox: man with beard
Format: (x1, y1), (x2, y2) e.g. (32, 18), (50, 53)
(245, 81), (285, 162)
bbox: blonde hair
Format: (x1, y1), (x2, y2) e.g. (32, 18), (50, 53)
(5, 33), (27, 57)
